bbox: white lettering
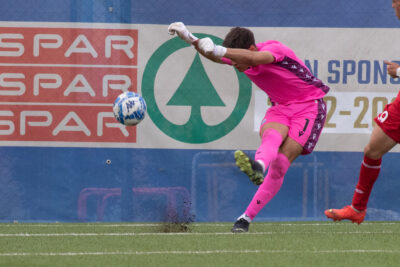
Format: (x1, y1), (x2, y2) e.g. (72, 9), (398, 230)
(64, 74), (95, 96)
(20, 111), (52, 135)
(34, 74), (62, 96)
(97, 112), (129, 136)
(65, 35), (98, 58)
(105, 35), (134, 59)
(102, 75), (131, 97)
(0, 111), (15, 135)
(33, 34), (63, 57)
(0, 34), (24, 57)
(0, 73), (26, 95)
(52, 112), (91, 136)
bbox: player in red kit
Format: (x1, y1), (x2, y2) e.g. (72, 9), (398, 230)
(325, 0), (400, 224)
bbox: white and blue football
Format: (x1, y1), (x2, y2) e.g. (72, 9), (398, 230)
(113, 91), (147, 126)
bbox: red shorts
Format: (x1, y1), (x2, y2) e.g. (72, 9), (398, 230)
(374, 92), (400, 143)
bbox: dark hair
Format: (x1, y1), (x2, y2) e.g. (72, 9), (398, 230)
(222, 27), (255, 49)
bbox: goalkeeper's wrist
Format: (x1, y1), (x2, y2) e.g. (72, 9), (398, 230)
(396, 67), (400, 77)
(213, 45), (227, 58)
(187, 33), (199, 44)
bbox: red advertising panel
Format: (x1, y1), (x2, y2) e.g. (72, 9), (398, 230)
(0, 66), (137, 103)
(0, 27), (138, 65)
(0, 105), (136, 142)
(0, 26), (138, 145)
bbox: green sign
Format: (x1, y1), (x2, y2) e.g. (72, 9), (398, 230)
(142, 34), (251, 144)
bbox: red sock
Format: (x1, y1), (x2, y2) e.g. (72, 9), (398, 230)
(351, 156), (382, 211)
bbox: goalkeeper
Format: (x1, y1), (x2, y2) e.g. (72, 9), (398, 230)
(168, 22), (330, 232)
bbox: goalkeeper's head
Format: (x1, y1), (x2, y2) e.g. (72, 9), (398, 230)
(222, 27), (256, 49)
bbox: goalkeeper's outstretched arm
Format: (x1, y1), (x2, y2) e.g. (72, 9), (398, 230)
(192, 40), (225, 64)
(168, 22), (226, 64)
(167, 22), (274, 66)
(195, 37), (274, 67)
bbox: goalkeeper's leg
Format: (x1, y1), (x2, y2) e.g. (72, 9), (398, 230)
(244, 153), (290, 220)
(235, 127), (284, 185)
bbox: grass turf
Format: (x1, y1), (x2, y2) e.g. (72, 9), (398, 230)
(0, 221), (400, 267)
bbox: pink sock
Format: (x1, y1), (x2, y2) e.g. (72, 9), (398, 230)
(245, 153), (290, 220)
(254, 128), (283, 172)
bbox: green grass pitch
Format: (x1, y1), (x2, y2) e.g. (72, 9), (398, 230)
(1, 221), (400, 267)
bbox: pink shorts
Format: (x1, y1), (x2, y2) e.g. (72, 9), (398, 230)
(260, 99), (327, 155)
(374, 91), (400, 143)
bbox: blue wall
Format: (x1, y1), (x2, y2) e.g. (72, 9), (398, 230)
(0, 0), (397, 28)
(1, 147), (399, 222)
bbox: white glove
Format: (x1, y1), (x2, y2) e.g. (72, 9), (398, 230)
(168, 22), (198, 44)
(198, 37), (227, 58)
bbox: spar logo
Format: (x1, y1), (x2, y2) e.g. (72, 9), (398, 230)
(0, 26), (138, 144)
(142, 34), (252, 144)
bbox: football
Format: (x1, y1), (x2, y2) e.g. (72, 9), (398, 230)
(113, 91), (147, 126)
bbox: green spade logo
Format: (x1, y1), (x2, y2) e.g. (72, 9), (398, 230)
(142, 34), (252, 144)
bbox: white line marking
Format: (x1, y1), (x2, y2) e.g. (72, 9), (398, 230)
(0, 231), (397, 237)
(1, 249), (400, 257)
(0, 222), (398, 227)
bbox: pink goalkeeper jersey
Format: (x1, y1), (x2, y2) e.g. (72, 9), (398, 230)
(222, 40), (329, 105)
